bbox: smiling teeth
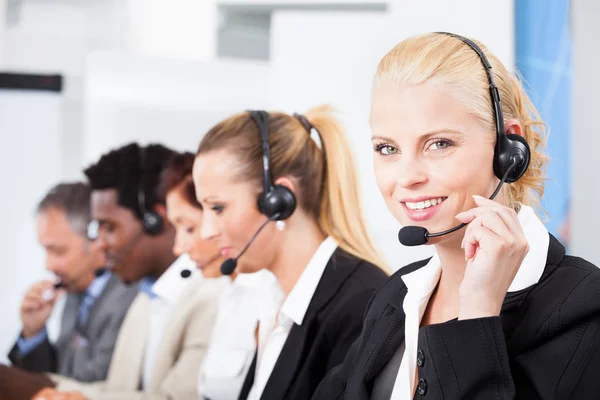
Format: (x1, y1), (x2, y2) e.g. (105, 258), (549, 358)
(405, 197), (445, 210)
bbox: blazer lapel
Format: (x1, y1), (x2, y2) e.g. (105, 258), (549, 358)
(256, 249), (357, 399)
(105, 293), (150, 391)
(148, 277), (197, 388)
(79, 274), (118, 334)
(259, 311), (315, 400)
(364, 293), (406, 381)
(348, 285), (407, 399)
(55, 294), (81, 374)
(58, 294), (79, 344)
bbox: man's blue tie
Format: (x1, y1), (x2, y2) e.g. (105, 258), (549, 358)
(77, 291), (96, 331)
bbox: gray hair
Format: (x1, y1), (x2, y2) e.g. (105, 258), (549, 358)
(37, 182), (91, 237)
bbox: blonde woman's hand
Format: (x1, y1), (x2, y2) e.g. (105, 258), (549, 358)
(455, 195), (529, 320)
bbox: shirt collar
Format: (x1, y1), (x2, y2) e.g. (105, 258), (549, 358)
(235, 269), (277, 288)
(280, 236), (338, 326)
(143, 254), (200, 303)
(85, 270), (112, 299)
(401, 203), (550, 299)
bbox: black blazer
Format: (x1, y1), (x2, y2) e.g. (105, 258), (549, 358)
(238, 247), (388, 400)
(312, 234), (600, 399)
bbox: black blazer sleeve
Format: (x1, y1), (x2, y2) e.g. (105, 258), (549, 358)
(8, 335), (57, 374)
(417, 262), (600, 399)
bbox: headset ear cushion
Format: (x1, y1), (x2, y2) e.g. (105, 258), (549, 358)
(495, 133), (531, 183)
(259, 185), (297, 220)
(143, 212), (164, 236)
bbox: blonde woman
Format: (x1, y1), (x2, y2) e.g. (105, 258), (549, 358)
(313, 32), (600, 399)
(192, 107), (389, 400)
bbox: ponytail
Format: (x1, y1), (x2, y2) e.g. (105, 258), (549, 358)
(304, 105), (389, 273)
(197, 105), (389, 273)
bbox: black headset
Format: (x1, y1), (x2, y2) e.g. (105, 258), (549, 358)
(438, 32), (531, 183)
(248, 110), (297, 220)
(137, 146), (164, 236)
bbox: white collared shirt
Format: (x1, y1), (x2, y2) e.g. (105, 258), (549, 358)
(142, 254), (198, 389)
(197, 269), (276, 400)
(390, 204), (550, 399)
(246, 236), (339, 400)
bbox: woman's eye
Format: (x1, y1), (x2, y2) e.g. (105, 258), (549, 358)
(428, 140), (452, 151)
(211, 205), (224, 215)
(185, 226), (195, 234)
(374, 144), (399, 156)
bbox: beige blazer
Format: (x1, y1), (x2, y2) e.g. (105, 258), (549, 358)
(51, 275), (223, 400)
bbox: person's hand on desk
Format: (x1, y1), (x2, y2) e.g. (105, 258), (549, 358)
(455, 195), (530, 320)
(32, 388), (87, 400)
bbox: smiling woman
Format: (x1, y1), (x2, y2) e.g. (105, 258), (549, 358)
(312, 32), (600, 400)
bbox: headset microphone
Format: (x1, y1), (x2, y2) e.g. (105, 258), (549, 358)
(398, 32), (531, 247)
(221, 214), (280, 276)
(42, 265), (106, 301)
(180, 252), (223, 278)
(180, 269), (192, 278)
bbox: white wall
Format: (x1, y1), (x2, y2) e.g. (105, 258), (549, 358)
(0, 89), (64, 362)
(127, 0), (217, 61)
(571, 0), (600, 265)
(82, 52), (272, 166)
(269, 1), (514, 270)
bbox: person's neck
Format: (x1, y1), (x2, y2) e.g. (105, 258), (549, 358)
(78, 272), (98, 293)
(430, 232), (468, 313)
(269, 217), (327, 296)
(147, 239), (178, 280)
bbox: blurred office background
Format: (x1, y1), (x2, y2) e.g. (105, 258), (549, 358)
(0, 0), (597, 363)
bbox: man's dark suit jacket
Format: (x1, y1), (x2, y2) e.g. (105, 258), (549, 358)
(8, 273), (138, 382)
(312, 234), (600, 399)
(238, 248), (388, 400)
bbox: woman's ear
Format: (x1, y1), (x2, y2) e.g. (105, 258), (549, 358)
(504, 119), (523, 137)
(153, 204), (168, 219)
(273, 176), (297, 195)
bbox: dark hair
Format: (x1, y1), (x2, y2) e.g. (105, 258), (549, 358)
(159, 152), (201, 209)
(84, 142), (177, 220)
(37, 182), (91, 237)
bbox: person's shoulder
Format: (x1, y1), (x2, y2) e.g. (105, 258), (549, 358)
(331, 248), (388, 288)
(557, 254), (599, 276)
(187, 275), (226, 301)
(359, 257), (431, 312)
(551, 254), (600, 300)
(105, 275), (139, 305)
(526, 243), (600, 322)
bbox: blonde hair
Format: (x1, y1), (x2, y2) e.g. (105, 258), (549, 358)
(197, 105), (389, 273)
(375, 33), (548, 212)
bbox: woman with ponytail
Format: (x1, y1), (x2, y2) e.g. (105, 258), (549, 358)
(192, 105), (389, 400)
(312, 32), (600, 400)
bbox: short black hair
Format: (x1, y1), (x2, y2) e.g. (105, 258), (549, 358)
(37, 182), (91, 237)
(84, 142), (177, 220)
